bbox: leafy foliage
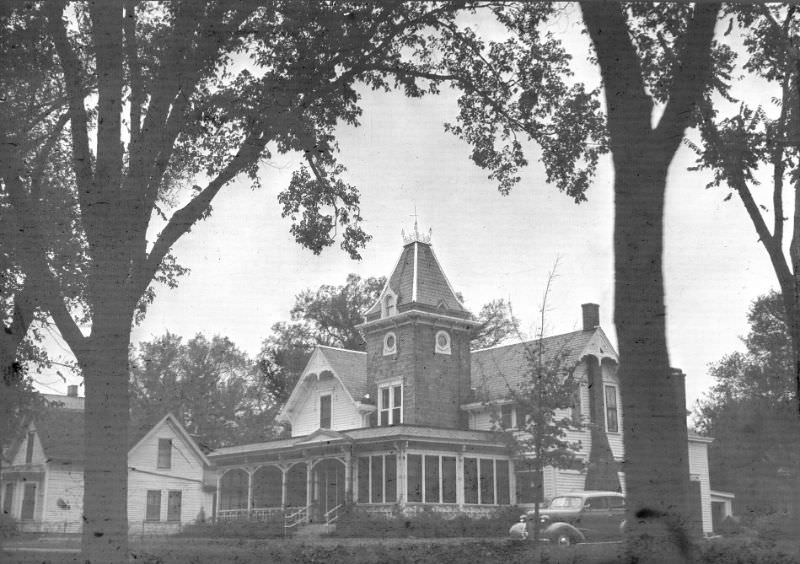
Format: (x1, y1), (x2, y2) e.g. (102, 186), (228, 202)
(695, 292), (800, 516)
(131, 332), (278, 448)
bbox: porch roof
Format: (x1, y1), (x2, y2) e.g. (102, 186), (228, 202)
(208, 425), (507, 462)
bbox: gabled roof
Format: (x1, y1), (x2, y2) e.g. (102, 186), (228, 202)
(471, 327), (618, 399)
(277, 345), (368, 422)
(364, 241), (469, 321)
(7, 409), (209, 468)
(317, 345), (368, 400)
(128, 413), (211, 468)
(32, 409), (85, 464)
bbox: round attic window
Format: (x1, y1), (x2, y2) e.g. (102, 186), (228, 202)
(383, 332), (397, 356)
(435, 330), (451, 355)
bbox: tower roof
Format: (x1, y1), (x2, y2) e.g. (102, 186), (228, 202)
(364, 237), (469, 322)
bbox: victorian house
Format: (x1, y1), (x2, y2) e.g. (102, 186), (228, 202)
(208, 230), (720, 534)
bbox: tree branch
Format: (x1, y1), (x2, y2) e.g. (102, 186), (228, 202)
(580, 2), (654, 146)
(654, 3), (720, 153)
(133, 128), (268, 307)
(45, 1), (94, 201)
(124, 0), (143, 138)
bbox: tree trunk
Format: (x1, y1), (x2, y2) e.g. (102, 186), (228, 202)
(77, 311), (131, 562)
(615, 156), (694, 562)
(584, 355), (621, 491)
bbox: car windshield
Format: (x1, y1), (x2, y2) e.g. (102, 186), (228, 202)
(548, 496), (583, 508)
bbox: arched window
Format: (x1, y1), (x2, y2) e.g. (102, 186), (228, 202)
(384, 294), (397, 317)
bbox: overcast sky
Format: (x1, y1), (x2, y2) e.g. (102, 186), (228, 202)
(35, 7), (778, 417)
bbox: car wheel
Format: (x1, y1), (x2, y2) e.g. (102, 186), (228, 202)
(553, 532), (573, 547)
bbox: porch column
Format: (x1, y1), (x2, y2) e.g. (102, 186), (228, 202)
(343, 450), (352, 503)
(246, 468), (253, 515)
(398, 441), (407, 504)
(215, 473), (222, 522)
(456, 450), (464, 508)
(508, 459), (517, 505)
(281, 467), (287, 509)
(306, 460), (314, 509)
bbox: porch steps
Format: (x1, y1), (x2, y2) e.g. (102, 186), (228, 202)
(293, 523), (335, 537)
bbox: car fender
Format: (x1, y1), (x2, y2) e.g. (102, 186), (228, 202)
(543, 522), (586, 543)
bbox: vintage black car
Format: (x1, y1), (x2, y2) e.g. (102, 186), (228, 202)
(509, 491), (625, 546)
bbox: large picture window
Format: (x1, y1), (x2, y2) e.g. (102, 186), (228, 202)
(379, 383), (402, 426)
(406, 454), (457, 504)
(358, 454), (397, 503)
(464, 457), (510, 505)
(604, 385), (619, 433)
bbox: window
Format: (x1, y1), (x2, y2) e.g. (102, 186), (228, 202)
(3, 483), (13, 515)
(500, 404), (513, 429)
(20, 483), (36, 520)
(320, 394), (332, 429)
(434, 330), (451, 354)
(571, 387), (582, 423)
(407, 454), (422, 502)
(146, 490), (161, 521)
(442, 457), (457, 503)
(358, 454), (397, 503)
(383, 331), (397, 356)
(382, 292), (397, 317)
(405, 454), (456, 504)
(463, 458), (478, 504)
(157, 438), (172, 469)
(515, 468), (543, 504)
(25, 431), (35, 463)
(496, 460), (510, 505)
(379, 383), (402, 426)
(604, 385), (619, 433)
(479, 459), (495, 505)
(167, 491), (182, 521)
(424, 455), (440, 503)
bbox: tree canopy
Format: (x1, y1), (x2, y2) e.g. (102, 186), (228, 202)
(130, 332), (278, 449)
(695, 291), (799, 516)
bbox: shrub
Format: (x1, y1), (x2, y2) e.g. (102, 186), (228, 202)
(698, 537), (797, 564)
(331, 505), (521, 538)
(717, 515), (744, 536)
(750, 512), (796, 542)
(0, 514), (18, 538)
(177, 518), (284, 539)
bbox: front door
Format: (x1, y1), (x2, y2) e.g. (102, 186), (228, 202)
(20, 483), (36, 520)
(313, 459), (345, 522)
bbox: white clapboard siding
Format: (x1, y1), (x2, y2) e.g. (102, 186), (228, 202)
(291, 376), (362, 436)
(128, 417), (211, 527)
(40, 468), (83, 533)
(555, 468), (587, 495)
(688, 439), (713, 535)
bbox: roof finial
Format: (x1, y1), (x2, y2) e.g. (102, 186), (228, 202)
(402, 206), (432, 244)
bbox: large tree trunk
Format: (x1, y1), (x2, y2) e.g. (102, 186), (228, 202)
(615, 155), (694, 561)
(77, 310), (131, 562)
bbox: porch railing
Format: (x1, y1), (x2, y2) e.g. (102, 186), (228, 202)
(323, 503), (343, 525)
(217, 508), (283, 522)
(283, 505), (309, 536)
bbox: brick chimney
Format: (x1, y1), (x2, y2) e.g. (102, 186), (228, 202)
(67, 384), (78, 397)
(582, 303), (600, 331)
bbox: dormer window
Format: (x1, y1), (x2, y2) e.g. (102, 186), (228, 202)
(381, 288), (398, 318)
(435, 330), (451, 355)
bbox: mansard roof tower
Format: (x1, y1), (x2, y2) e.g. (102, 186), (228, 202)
(358, 224), (478, 429)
